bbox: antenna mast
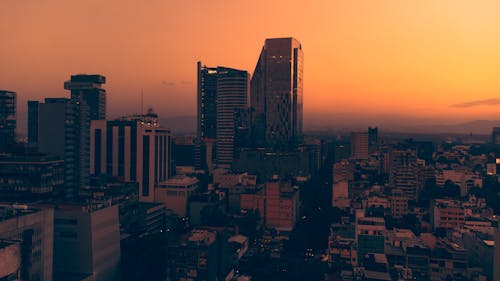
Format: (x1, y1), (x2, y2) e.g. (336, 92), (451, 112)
(141, 88), (144, 115)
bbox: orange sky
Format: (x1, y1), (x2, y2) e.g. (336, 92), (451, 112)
(1, 0), (500, 127)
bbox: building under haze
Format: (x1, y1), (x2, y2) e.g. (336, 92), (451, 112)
(64, 74), (106, 120)
(250, 37), (303, 150)
(90, 109), (171, 202)
(0, 90), (16, 151)
(350, 132), (369, 160)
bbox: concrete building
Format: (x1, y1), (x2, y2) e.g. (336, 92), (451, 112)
(29, 97), (90, 198)
(431, 199), (466, 230)
(328, 223), (357, 268)
(389, 189), (409, 219)
(168, 229), (219, 281)
(0, 90), (16, 151)
(0, 241), (20, 280)
(350, 132), (369, 160)
(389, 148), (424, 201)
(155, 175), (199, 217)
(0, 153), (64, 198)
(356, 216), (386, 264)
(240, 178), (300, 232)
(90, 110), (171, 202)
(0, 204), (54, 281)
(53, 203), (120, 281)
(429, 240), (468, 281)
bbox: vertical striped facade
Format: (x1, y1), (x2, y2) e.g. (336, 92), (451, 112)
(91, 117), (171, 202)
(215, 67), (249, 166)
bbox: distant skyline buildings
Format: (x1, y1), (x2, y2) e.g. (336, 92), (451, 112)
(251, 37), (303, 150)
(0, 90), (16, 151)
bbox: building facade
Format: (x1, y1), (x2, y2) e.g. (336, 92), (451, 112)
(90, 111), (171, 202)
(0, 90), (16, 151)
(0, 205), (54, 281)
(250, 37), (303, 150)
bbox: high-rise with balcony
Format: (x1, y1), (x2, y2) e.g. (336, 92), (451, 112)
(250, 37), (303, 150)
(64, 74), (106, 120)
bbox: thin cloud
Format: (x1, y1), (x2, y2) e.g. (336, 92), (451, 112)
(161, 80), (192, 87)
(161, 80), (175, 86)
(451, 98), (500, 108)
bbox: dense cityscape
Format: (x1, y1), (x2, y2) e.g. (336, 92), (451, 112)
(2, 3), (500, 280)
(1, 35), (500, 281)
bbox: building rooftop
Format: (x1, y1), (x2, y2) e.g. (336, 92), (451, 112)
(0, 204), (40, 223)
(185, 229), (216, 246)
(158, 176), (199, 188)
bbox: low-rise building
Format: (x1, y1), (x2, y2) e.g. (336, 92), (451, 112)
(156, 175), (199, 217)
(0, 204), (54, 281)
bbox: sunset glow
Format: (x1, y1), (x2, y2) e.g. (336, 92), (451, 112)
(2, 0), (500, 127)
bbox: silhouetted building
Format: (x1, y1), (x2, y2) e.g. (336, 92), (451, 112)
(90, 110), (171, 202)
(368, 127), (378, 153)
(54, 203), (120, 281)
(168, 229), (219, 281)
(0, 90), (16, 151)
(356, 217), (386, 265)
(492, 127), (500, 145)
(197, 63), (218, 140)
(27, 100), (39, 147)
(64, 74), (106, 120)
(0, 204), (54, 281)
(241, 178), (300, 231)
(0, 153), (64, 198)
(389, 148), (424, 201)
(29, 97), (90, 198)
(250, 37), (303, 150)
(351, 132), (369, 160)
(172, 136), (196, 167)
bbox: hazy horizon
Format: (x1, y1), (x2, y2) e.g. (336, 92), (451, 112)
(3, 0), (500, 130)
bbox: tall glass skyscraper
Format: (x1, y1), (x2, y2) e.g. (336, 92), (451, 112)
(251, 37), (304, 150)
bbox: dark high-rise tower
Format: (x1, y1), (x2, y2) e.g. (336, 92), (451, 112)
(197, 62), (218, 140)
(215, 67), (249, 166)
(64, 74), (106, 120)
(0, 90), (16, 151)
(251, 37), (304, 150)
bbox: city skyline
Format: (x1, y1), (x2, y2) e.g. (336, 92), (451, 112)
(2, 0), (500, 130)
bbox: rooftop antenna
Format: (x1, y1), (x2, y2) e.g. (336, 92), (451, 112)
(140, 88), (144, 115)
